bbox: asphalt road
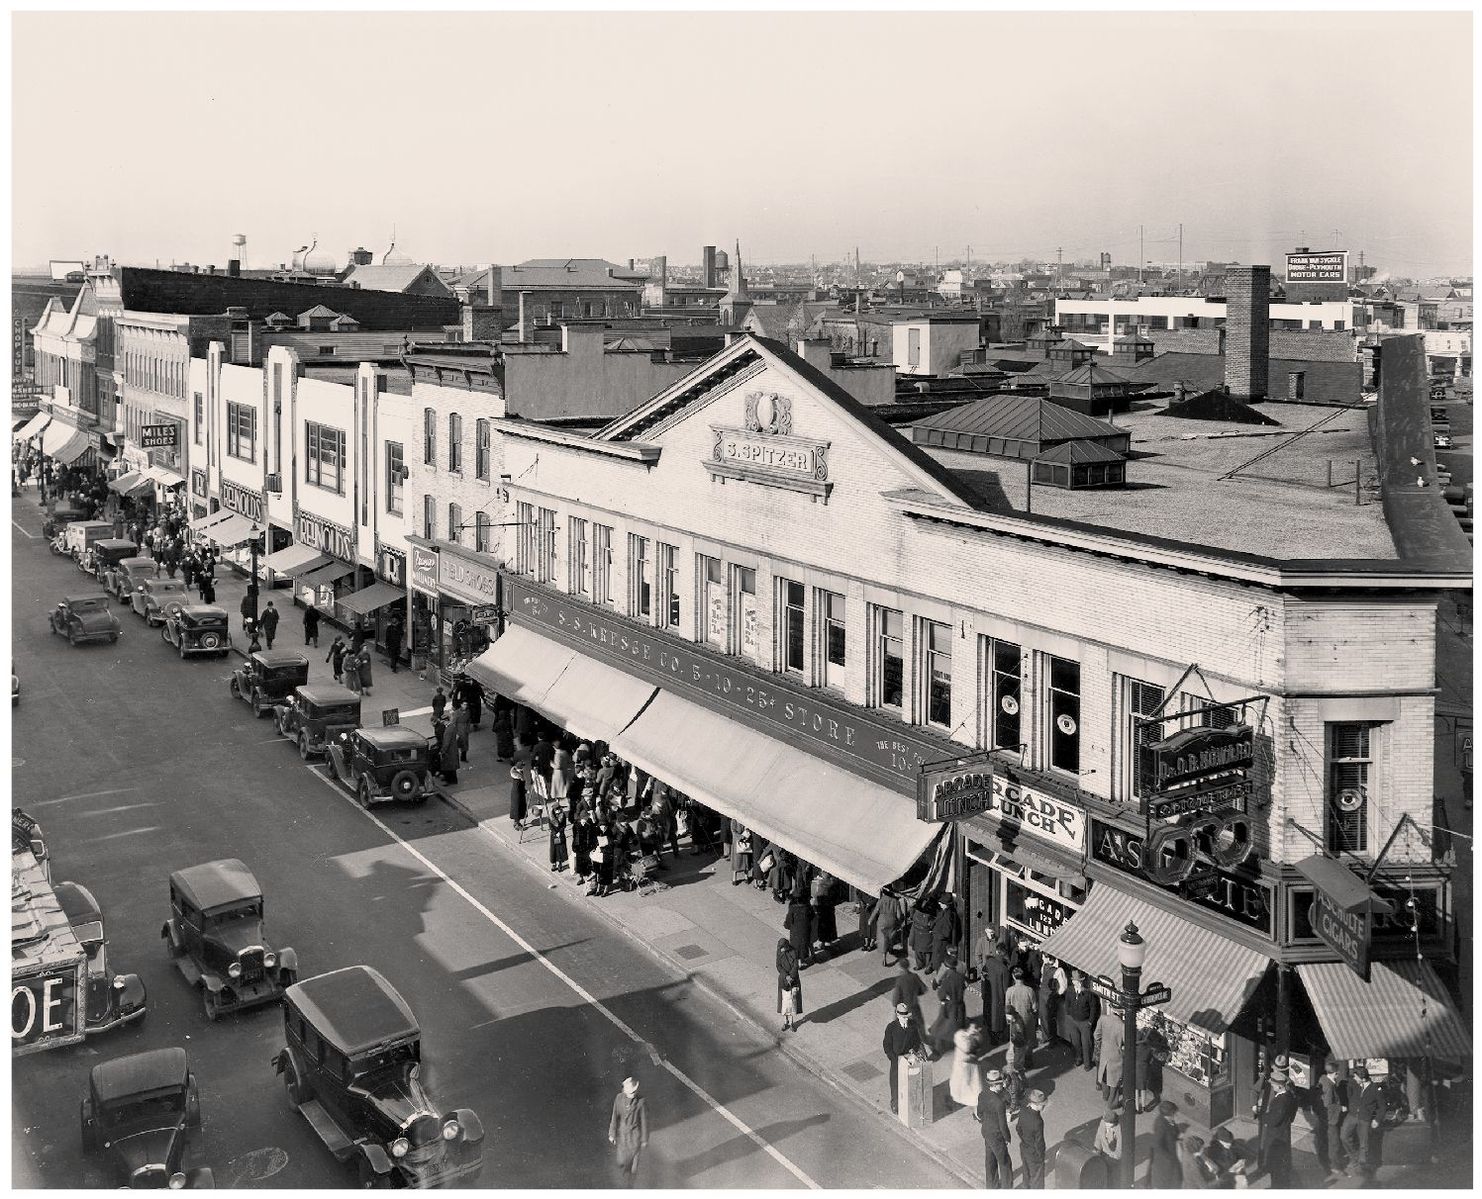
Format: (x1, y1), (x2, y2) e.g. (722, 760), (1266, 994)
(10, 500), (962, 1190)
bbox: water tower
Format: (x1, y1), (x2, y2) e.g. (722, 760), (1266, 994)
(231, 233), (246, 270)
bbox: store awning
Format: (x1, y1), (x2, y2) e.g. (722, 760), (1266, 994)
(337, 581), (406, 616)
(263, 543), (325, 574)
(1038, 884), (1272, 1034)
(1297, 959), (1472, 1063)
(281, 553), (334, 579)
(108, 471), (143, 495)
(465, 624), (577, 710)
(42, 424), (91, 463)
(611, 688), (941, 896)
(204, 513), (258, 548)
(1293, 854), (1395, 915)
(145, 464), (185, 488)
(297, 562), (355, 593)
(14, 412), (50, 442)
(189, 509), (232, 533)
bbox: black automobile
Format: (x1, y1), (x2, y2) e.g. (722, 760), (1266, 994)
(80, 1047), (215, 1188)
(132, 577), (192, 626)
(271, 966), (484, 1188)
(162, 606), (232, 659)
(88, 539), (141, 583)
(161, 859), (298, 1021)
(229, 650), (310, 718)
(50, 594), (122, 646)
(275, 684), (362, 760)
(107, 556), (160, 602)
(55, 881), (148, 1036)
(325, 726), (436, 807)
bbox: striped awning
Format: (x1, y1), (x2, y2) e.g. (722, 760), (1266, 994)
(297, 562), (354, 593)
(1297, 959), (1472, 1064)
(189, 509), (232, 533)
(1038, 883), (1273, 1034)
(14, 412), (50, 442)
(42, 423), (91, 463)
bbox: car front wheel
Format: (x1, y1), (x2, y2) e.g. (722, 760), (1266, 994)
(252, 692), (265, 719)
(281, 1047), (310, 1108)
(80, 1099), (97, 1154)
(357, 777), (374, 809)
(67, 628), (78, 646)
(202, 989), (220, 1022)
(299, 731), (313, 760)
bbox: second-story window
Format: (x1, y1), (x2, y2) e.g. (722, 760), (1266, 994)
(536, 507), (557, 583)
(985, 638), (1022, 752)
(1126, 679), (1167, 801)
(592, 524), (613, 606)
(475, 512), (491, 554)
(570, 518), (591, 596)
(736, 567), (758, 658)
(781, 578), (805, 673)
(821, 590), (846, 689)
(515, 501), (535, 574)
(658, 542), (680, 630)
(448, 413), (462, 473)
(422, 494), (435, 540)
(194, 392), (204, 445)
(631, 535), (652, 618)
(227, 402), (256, 462)
(1326, 723), (1373, 853)
(1047, 656), (1081, 774)
(304, 422), (345, 493)
(423, 407), (436, 465)
(448, 503), (462, 545)
(475, 418), (490, 480)
(923, 620), (952, 729)
(700, 555), (726, 648)
(385, 442), (404, 515)
(874, 606), (905, 712)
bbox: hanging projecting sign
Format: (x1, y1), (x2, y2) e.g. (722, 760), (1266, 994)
(1150, 724), (1254, 790)
(410, 546), (439, 597)
(927, 763), (1086, 851)
(1309, 891), (1372, 981)
(139, 424), (180, 449)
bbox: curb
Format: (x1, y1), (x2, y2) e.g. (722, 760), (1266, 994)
(431, 781), (983, 1189)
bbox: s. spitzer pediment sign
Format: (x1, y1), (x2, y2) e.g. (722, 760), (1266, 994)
(704, 390), (833, 501)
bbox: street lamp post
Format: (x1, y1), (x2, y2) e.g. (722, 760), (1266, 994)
(246, 523), (263, 654)
(1116, 922), (1147, 1190)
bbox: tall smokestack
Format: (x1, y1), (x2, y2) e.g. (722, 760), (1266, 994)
(702, 245), (717, 289)
(1224, 265), (1270, 402)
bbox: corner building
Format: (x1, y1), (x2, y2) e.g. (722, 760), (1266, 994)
(462, 333), (1468, 1129)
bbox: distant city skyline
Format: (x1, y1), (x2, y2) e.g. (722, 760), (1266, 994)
(13, 11), (1472, 280)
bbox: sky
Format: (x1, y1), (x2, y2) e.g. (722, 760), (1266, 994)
(11, 10), (1474, 278)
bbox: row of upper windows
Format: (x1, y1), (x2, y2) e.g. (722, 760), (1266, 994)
(423, 409), (493, 480)
(123, 349), (187, 398)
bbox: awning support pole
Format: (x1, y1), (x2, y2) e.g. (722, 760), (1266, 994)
(1275, 964), (1292, 1057)
(1364, 813), (1426, 885)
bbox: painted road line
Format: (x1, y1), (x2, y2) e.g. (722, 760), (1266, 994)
(11, 520), (37, 539)
(400, 705), (433, 717)
(305, 767), (820, 1190)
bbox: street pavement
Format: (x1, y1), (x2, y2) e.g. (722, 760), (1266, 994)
(9, 496), (963, 1190)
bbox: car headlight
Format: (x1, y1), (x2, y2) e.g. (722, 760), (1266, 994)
(113, 976), (126, 990)
(442, 1119), (461, 1141)
(390, 1137), (410, 1158)
(228, 962), (242, 978)
(168, 1172), (187, 1189)
(263, 952), (277, 969)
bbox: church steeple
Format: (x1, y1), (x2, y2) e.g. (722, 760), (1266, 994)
(720, 239), (753, 326)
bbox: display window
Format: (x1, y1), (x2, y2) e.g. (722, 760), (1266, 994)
(1137, 1006), (1231, 1088)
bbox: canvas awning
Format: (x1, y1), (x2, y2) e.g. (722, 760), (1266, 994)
(1297, 959), (1472, 1063)
(297, 562), (355, 593)
(336, 581), (406, 616)
(189, 509), (232, 533)
(108, 471), (145, 495)
(263, 543), (327, 575)
(14, 412), (50, 442)
(42, 423), (90, 463)
(1038, 884), (1273, 1034)
(203, 513), (258, 548)
(144, 464), (185, 488)
(611, 688), (940, 896)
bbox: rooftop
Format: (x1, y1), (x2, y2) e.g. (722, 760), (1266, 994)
(503, 259), (647, 290)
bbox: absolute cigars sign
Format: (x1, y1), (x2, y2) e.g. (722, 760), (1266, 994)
(1309, 890), (1371, 979)
(504, 574), (942, 791)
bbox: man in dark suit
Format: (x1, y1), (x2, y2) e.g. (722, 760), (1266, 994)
(883, 1001), (923, 1114)
(977, 1069), (1013, 1188)
(1315, 1057), (1348, 1178)
(1093, 1001), (1126, 1103)
(1016, 1087), (1048, 1188)
(1257, 1070), (1299, 1187)
(1063, 971), (1098, 1071)
(1341, 1066), (1384, 1180)
(931, 950), (968, 1056)
(979, 940), (1012, 1044)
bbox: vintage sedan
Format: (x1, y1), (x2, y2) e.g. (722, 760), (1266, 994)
(161, 859), (298, 1021)
(326, 727), (436, 807)
(272, 966), (483, 1188)
(86, 538), (141, 581)
(62, 519), (114, 563)
(132, 577), (192, 625)
(275, 684), (362, 760)
(50, 594), (122, 646)
(162, 606), (232, 659)
(229, 650), (310, 719)
(56, 881), (148, 1036)
(106, 556), (159, 602)
(80, 1047), (214, 1188)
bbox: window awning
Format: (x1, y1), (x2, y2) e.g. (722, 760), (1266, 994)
(337, 581), (406, 616)
(297, 562), (355, 593)
(1297, 959), (1472, 1063)
(14, 412), (50, 442)
(189, 509), (232, 533)
(204, 513), (258, 548)
(465, 624), (578, 711)
(611, 688), (941, 896)
(1293, 854), (1395, 915)
(1038, 884), (1273, 1034)
(108, 471), (144, 495)
(145, 464), (185, 488)
(263, 542), (326, 574)
(42, 424), (91, 463)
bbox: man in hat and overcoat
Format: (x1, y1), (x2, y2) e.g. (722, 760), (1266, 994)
(883, 1000), (924, 1115)
(976, 1068), (1013, 1188)
(1315, 1057), (1348, 1177)
(1257, 1069), (1299, 1188)
(1016, 1088), (1048, 1188)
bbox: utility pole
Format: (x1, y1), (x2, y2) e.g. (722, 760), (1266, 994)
(1178, 223), (1183, 278)
(1139, 226), (1144, 284)
(1057, 246), (1063, 290)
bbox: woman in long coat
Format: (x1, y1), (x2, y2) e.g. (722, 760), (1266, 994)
(550, 740), (574, 803)
(810, 872), (838, 950)
(548, 802), (569, 872)
(979, 939), (1012, 1042)
(508, 760), (528, 829)
(492, 709), (515, 762)
(356, 647), (373, 696)
(1149, 1100), (1183, 1188)
(784, 897), (813, 967)
(571, 810), (596, 882)
(439, 720), (459, 785)
(1136, 1026), (1169, 1112)
(876, 892), (903, 965)
(776, 938), (802, 1032)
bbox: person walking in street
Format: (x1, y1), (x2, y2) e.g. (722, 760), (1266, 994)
(1005, 966), (1038, 1070)
(1135, 1026), (1169, 1112)
(455, 672), (482, 727)
(492, 707), (515, 761)
(571, 807), (596, 884)
(776, 937), (802, 1033)
(1257, 1070), (1298, 1188)
(260, 600), (279, 649)
(949, 1025), (985, 1112)
(509, 740), (531, 830)
(452, 700), (472, 763)
(551, 740), (574, 805)
(1094, 1001), (1126, 1104)
(977, 1069), (1013, 1189)
(1341, 1065), (1383, 1181)
(302, 603), (319, 647)
(1149, 1099), (1183, 1188)
(327, 636), (348, 683)
(1316, 1057), (1348, 1178)
(1016, 1088), (1048, 1189)
(198, 572), (216, 605)
(384, 614), (403, 672)
(1063, 971), (1097, 1071)
(892, 959), (928, 1040)
(532, 732), (555, 792)
(351, 624), (367, 655)
(929, 895), (961, 974)
(809, 870), (837, 958)
(876, 889), (903, 966)
(857, 893), (879, 953)
(784, 895), (813, 969)
(608, 1076), (649, 1188)
(547, 800), (569, 873)
(979, 933), (1012, 1044)
(431, 685), (448, 724)
(907, 899), (936, 972)
(930, 949), (968, 1057)
(438, 719), (460, 786)
(883, 1001), (923, 1115)
(1037, 954), (1066, 1049)
(181, 554), (196, 590)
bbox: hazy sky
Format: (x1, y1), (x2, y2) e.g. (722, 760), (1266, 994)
(12, 10), (1473, 277)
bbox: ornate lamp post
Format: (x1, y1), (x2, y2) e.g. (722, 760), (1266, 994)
(1116, 922), (1147, 1190)
(246, 522), (264, 654)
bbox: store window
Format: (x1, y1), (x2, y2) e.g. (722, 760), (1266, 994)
(985, 638), (1022, 751)
(475, 418), (490, 480)
(448, 413), (463, 473)
(592, 524), (613, 606)
(631, 536), (652, 618)
(569, 518), (590, 596)
(1047, 656), (1081, 774)
(923, 620), (952, 729)
(658, 542), (680, 630)
(447, 503), (462, 546)
(1126, 679), (1167, 801)
(536, 507), (557, 584)
(514, 501), (535, 575)
(735, 568), (758, 659)
(820, 590), (847, 689)
(1326, 723), (1372, 853)
(781, 579), (805, 673)
(700, 555), (726, 648)
(874, 605), (905, 712)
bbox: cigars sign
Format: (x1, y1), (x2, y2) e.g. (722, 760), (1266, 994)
(919, 763), (1086, 853)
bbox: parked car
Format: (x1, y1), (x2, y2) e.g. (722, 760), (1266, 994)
(62, 520), (114, 563)
(79, 1047), (214, 1188)
(275, 684), (362, 760)
(325, 727), (436, 807)
(161, 859), (298, 1021)
(1434, 432), (1454, 450)
(162, 606), (232, 659)
(271, 966), (484, 1188)
(11, 671), (18, 707)
(50, 594), (121, 646)
(55, 881), (148, 1036)
(229, 650), (310, 719)
(132, 577), (192, 625)
(106, 556), (159, 602)
(86, 539), (140, 581)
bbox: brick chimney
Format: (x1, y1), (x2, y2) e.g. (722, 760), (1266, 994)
(796, 338), (834, 372)
(1224, 265), (1270, 401)
(484, 265), (502, 307)
(462, 303), (503, 342)
(560, 323), (604, 358)
(348, 247), (373, 267)
(517, 292), (529, 344)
